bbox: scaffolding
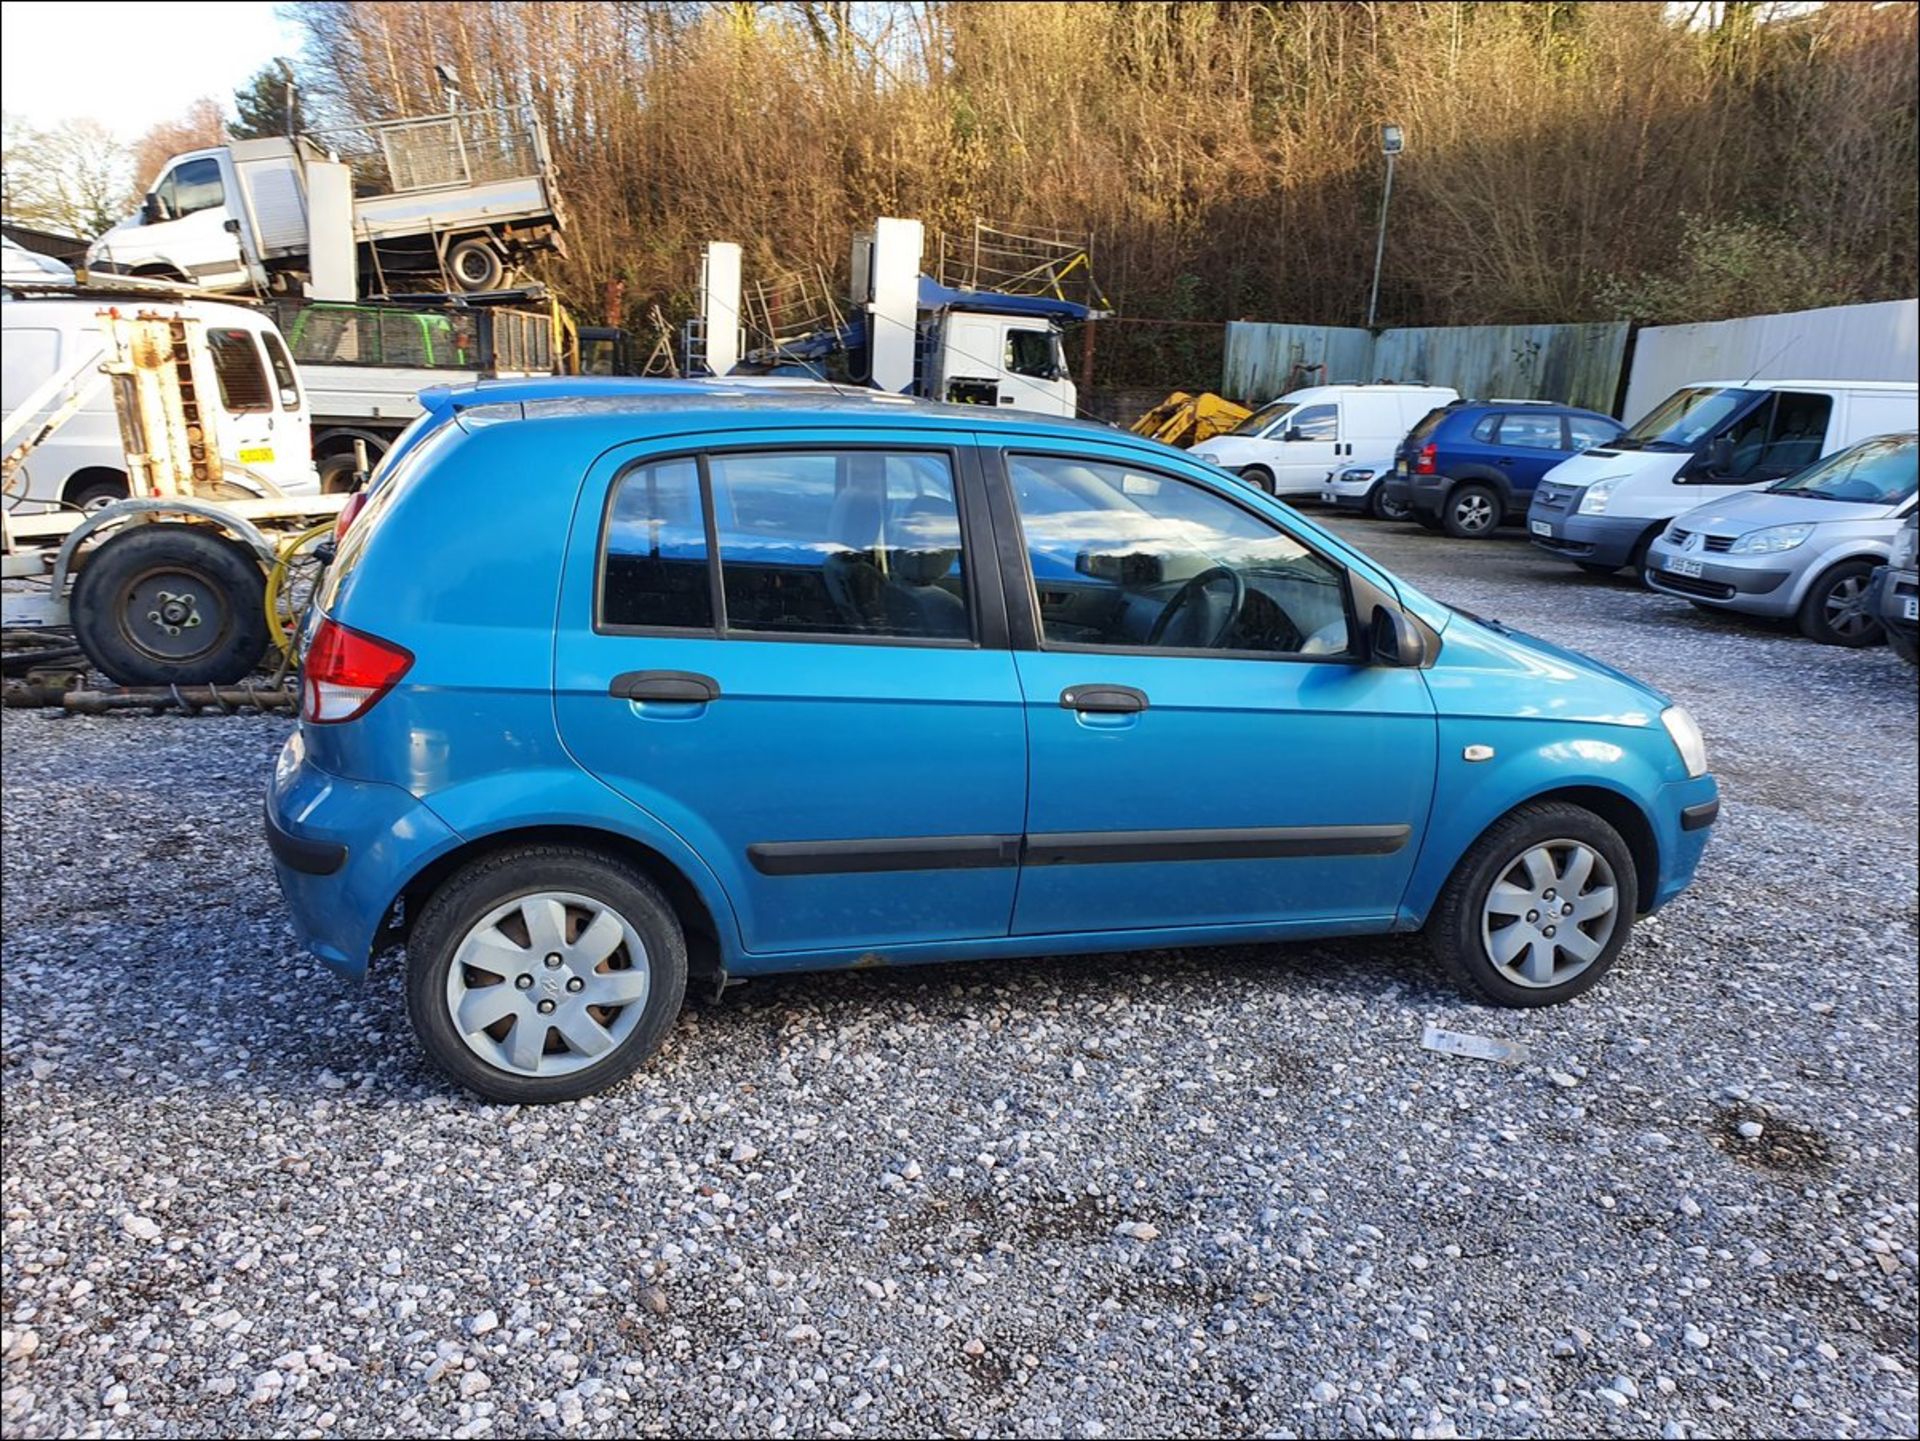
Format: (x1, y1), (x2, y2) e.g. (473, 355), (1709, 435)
(933, 220), (1108, 309)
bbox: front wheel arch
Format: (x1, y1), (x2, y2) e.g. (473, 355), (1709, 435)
(1465, 785), (1659, 918)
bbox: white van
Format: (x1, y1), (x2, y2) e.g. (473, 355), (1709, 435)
(2, 288), (319, 511)
(1528, 379), (1920, 572)
(1190, 383), (1459, 497)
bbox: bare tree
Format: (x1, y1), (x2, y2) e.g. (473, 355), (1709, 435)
(1, 113), (129, 239)
(127, 99), (228, 197)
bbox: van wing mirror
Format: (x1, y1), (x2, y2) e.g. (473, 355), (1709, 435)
(1704, 436), (1734, 474)
(141, 191), (163, 225)
(1283, 426), (1306, 443)
(1370, 604), (1427, 668)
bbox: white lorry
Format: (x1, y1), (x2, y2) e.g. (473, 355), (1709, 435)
(693, 218), (1093, 418)
(87, 107), (565, 300)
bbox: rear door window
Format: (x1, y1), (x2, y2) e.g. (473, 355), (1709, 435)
(1494, 412), (1567, 449)
(601, 458), (712, 630)
(205, 328), (272, 413)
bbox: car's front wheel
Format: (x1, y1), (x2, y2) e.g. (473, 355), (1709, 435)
(1796, 559), (1885, 647)
(1239, 466), (1276, 495)
(407, 846), (687, 1102)
(1427, 802), (1639, 1007)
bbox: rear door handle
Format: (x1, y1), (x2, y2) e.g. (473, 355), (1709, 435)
(610, 670), (720, 703)
(1060, 684), (1148, 714)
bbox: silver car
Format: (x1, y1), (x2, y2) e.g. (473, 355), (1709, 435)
(1644, 432), (1919, 646)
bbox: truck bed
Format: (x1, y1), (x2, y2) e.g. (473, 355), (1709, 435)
(353, 176), (555, 243)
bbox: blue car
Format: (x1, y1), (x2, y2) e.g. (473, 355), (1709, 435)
(1390, 402), (1625, 539)
(267, 381), (1718, 1101)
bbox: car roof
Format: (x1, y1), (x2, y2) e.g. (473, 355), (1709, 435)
(434, 375), (1128, 444)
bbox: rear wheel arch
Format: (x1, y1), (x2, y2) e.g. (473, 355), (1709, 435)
(391, 824), (727, 987)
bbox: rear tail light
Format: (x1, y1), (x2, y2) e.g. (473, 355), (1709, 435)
(1415, 442), (1438, 475)
(333, 490), (368, 544)
(301, 617), (412, 724)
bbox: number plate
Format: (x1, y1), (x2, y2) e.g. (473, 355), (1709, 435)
(1668, 556), (1704, 579)
(237, 446), (275, 464)
(1529, 520), (1553, 538)
(1904, 595), (1919, 622)
(1395, 459), (1408, 476)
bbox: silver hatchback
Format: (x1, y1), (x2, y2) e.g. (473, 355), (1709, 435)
(1644, 432), (1919, 646)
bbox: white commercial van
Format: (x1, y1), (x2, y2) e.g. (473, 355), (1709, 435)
(1190, 383), (1459, 497)
(1527, 379), (1920, 573)
(2, 287), (320, 511)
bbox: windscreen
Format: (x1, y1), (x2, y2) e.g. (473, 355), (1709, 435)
(1230, 399), (1297, 436)
(1621, 386), (1762, 448)
(1769, 433), (1917, 505)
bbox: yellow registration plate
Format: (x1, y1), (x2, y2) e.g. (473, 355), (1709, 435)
(237, 446), (275, 465)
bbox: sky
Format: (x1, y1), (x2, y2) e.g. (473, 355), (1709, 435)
(0, 0), (304, 142)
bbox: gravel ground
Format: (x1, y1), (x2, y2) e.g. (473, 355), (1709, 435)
(3, 516), (1915, 1439)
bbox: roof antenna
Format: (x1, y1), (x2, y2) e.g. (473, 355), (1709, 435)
(1742, 335), (1799, 387)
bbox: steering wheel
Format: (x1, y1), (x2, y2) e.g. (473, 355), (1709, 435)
(1146, 565), (1247, 649)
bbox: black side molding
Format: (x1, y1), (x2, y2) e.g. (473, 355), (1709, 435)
(1681, 798), (1720, 832)
(749, 834), (1022, 877)
(264, 802), (347, 876)
(1024, 824), (1413, 867)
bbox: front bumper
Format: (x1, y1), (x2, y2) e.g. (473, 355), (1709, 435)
(1642, 536), (1796, 615)
(1868, 564), (1919, 641)
(266, 731), (461, 979)
(1526, 492), (1649, 568)
(1651, 774), (1720, 912)
(1318, 478), (1377, 510)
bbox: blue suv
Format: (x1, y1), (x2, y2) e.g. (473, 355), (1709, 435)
(267, 380), (1717, 1101)
(1386, 402), (1624, 539)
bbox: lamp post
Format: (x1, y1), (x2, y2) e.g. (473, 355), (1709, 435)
(1366, 123), (1404, 329)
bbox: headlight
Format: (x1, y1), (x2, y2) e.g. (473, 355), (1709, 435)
(1340, 467), (1378, 483)
(1660, 705), (1708, 778)
(1576, 477), (1626, 515)
(1729, 523), (1813, 555)
(1191, 452), (1217, 465)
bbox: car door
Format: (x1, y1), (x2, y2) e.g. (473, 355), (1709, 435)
(1490, 411), (1572, 494)
(1270, 401), (1340, 493)
(552, 430), (1028, 957)
(990, 440), (1438, 936)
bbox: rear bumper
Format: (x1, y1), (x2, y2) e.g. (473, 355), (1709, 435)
(1380, 474), (1413, 510)
(1642, 537), (1796, 614)
(266, 731), (461, 979)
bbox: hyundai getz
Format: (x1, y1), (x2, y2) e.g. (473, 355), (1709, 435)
(267, 380), (1719, 1102)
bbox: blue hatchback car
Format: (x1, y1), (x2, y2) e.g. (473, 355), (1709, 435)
(266, 381), (1718, 1101)
(1389, 402), (1625, 539)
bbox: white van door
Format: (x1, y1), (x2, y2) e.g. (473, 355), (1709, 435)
(998, 322), (1073, 416)
(1678, 389), (1837, 505)
(134, 157), (249, 288)
(202, 324), (312, 493)
(1268, 399), (1340, 494)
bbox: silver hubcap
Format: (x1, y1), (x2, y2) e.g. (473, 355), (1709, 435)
(1456, 495), (1493, 531)
(1480, 840), (1618, 988)
(1824, 576), (1874, 638)
(445, 891), (650, 1077)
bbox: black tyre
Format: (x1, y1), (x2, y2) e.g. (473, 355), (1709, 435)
(1413, 512), (1444, 532)
(1442, 482), (1502, 539)
(406, 846), (688, 1103)
(1427, 801), (1639, 1008)
(1575, 560), (1619, 576)
(70, 525), (270, 685)
(65, 474), (129, 513)
(447, 237), (505, 292)
(1796, 559), (1885, 647)
(1368, 484), (1411, 521)
(1890, 629), (1918, 666)
(1239, 466), (1277, 495)
(317, 450), (367, 495)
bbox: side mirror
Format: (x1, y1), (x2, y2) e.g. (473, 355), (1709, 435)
(1282, 427), (1306, 443)
(1703, 436), (1734, 474)
(223, 217), (242, 236)
(141, 191), (163, 225)
(1370, 605), (1427, 668)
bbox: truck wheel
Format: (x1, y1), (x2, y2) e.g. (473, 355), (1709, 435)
(1796, 559), (1884, 647)
(1442, 483), (1502, 538)
(317, 450), (378, 494)
(70, 526), (270, 686)
(448, 238), (505, 292)
(64, 473), (129, 514)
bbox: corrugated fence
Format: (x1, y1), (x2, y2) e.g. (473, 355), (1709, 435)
(1223, 321), (1628, 413)
(1621, 298), (1919, 424)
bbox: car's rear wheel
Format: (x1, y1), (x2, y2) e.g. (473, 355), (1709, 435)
(1368, 484), (1411, 521)
(1442, 483), (1502, 539)
(1427, 802), (1639, 1007)
(1890, 629), (1918, 666)
(1239, 466), (1276, 495)
(1796, 559), (1885, 647)
(407, 846), (688, 1102)
(1413, 512), (1444, 532)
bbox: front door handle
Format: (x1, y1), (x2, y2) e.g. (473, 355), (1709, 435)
(610, 670), (720, 703)
(1059, 684), (1148, 714)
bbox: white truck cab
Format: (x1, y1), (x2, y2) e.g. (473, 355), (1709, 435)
(1527, 379), (1920, 572)
(1190, 383), (1458, 497)
(2, 288), (319, 511)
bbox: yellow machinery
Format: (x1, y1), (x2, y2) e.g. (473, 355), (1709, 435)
(1131, 391), (1251, 449)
